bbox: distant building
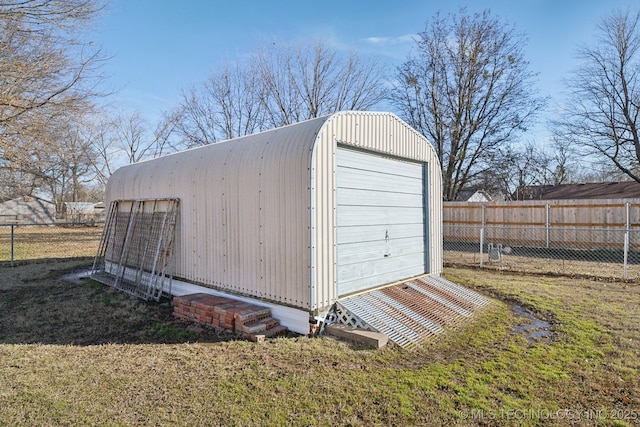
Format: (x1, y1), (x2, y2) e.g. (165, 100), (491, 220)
(457, 189), (492, 202)
(513, 182), (640, 200)
(0, 196), (56, 224)
(93, 201), (105, 214)
(62, 202), (96, 223)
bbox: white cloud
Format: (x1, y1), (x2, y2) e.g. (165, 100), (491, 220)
(357, 33), (418, 62)
(364, 34), (417, 46)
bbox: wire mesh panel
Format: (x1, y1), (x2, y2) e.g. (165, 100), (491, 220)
(444, 221), (640, 280)
(443, 224), (483, 266)
(91, 199), (179, 301)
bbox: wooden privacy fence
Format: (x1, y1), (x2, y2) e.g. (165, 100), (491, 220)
(443, 199), (640, 279)
(444, 199), (640, 249)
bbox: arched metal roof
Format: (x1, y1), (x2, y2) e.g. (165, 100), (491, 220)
(106, 111), (442, 312)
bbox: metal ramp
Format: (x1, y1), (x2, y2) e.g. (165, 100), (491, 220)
(91, 199), (179, 301)
(333, 275), (490, 347)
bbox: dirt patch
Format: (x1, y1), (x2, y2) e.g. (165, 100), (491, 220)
(0, 262), (234, 345)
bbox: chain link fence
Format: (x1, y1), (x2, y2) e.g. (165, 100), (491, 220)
(444, 200), (640, 280)
(3, 203), (640, 282)
(0, 223), (104, 266)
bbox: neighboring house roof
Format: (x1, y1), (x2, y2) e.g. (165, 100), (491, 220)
(514, 182), (640, 200)
(0, 195), (56, 224)
(0, 195), (55, 205)
(457, 190), (492, 202)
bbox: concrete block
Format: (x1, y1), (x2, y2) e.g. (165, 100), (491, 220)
(324, 324), (388, 349)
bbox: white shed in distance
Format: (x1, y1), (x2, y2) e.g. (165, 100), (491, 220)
(98, 111), (488, 341)
(0, 196), (55, 224)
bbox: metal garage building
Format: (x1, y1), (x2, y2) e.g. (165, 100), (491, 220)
(95, 111), (487, 341)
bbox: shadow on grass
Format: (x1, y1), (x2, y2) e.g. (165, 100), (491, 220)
(0, 256), (96, 269)
(0, 263), (237, 346)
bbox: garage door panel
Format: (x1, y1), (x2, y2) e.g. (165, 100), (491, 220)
(337, 206), (424, 227)
(337, 167), (423, 193)
(337, 188), (423, 207)
(338, 149), (423, 179)
(338, 254), (425, 282)
(337, 223), (424, 245)
(338, 262), (426, 296)
(337, 238), (425, 264)
(336, 148), (427, 296)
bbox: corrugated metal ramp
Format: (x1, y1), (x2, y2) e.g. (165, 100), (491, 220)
(334, 275), (490, 347)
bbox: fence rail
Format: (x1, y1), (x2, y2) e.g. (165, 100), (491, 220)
(3, 202), (640, 282)
(444, 199), (640, 280)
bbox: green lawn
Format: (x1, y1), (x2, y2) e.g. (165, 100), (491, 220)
(0, 262), (638, 426)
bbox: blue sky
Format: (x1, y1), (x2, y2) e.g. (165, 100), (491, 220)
(96, 0), (637, 144)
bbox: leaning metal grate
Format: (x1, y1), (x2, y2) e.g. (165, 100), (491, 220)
(336, 275), (491, 348)
(373, 290), (444, 334)
(419, 276), (491, 308)
(91, 198), (179, 301)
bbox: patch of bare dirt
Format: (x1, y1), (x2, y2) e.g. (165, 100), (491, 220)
(0, 261), (233, 345)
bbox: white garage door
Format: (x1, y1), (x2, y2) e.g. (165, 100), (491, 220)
(336, 148), (427, 296)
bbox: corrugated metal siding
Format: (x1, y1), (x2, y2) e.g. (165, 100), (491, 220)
(106, 119), (327, 310)
(106, 111), (443, 314)
(312, 111), (442, 312)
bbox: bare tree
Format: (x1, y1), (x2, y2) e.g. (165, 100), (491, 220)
(392, 9), (546, 200)
(254, 40), (388, 127)
(170, 40), (388, 148)
(556, 9), (640, 183)
(152, 109), (181, 157)
(171, 61), (264, 147)
(0, 0), (105, 200)
(0, 0), (104, 132)
(44, 121), (99, 206)
(0, 103), (63, 197)
(545, 134), (579, 185)
(0, 107), (102, 209)
(113, 111), (156, 164)
(78, 108), (179, 187)
(479, 135), (579, 200)
(81, 114), (118, 187)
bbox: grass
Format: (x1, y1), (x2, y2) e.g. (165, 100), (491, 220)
(0, 260), (639, 426)
(0, 225), (102, 262)
(444, 248), (640, 281)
